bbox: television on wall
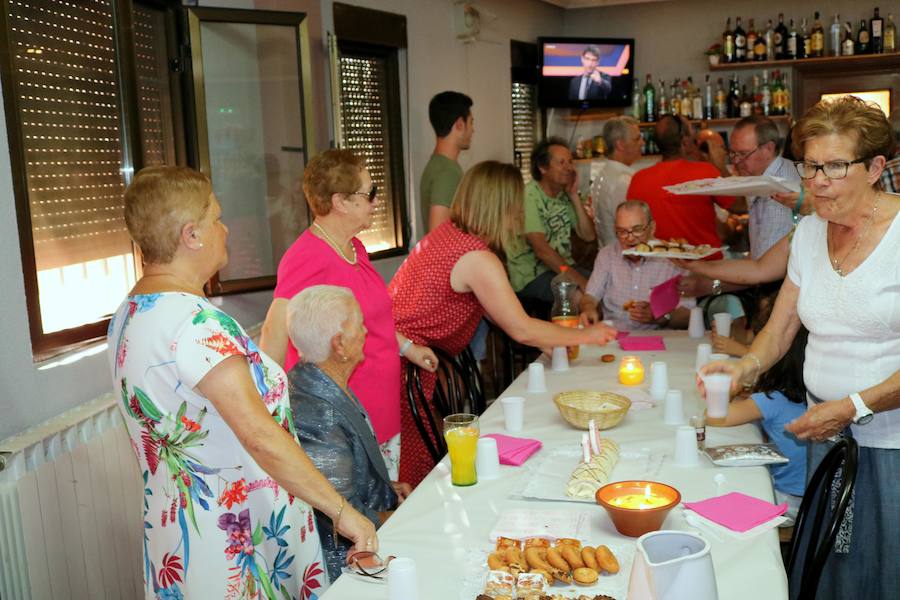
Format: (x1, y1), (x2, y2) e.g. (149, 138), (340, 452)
(538, 37), (634, 109)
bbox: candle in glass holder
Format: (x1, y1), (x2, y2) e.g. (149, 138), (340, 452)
(618, 355), (645, 385)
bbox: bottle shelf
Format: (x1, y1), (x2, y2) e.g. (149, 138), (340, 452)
(709, 51), (900, 71)
(636, 115), (792, 128)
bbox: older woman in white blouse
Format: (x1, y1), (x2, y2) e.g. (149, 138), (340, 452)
(700, 96), (899, 599)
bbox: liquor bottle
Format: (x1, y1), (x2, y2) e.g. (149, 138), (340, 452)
(751, 74), (761, 115)
(631, 78), (643, 120)
(747, 19), (758, 61)
(704, 74), (714, 120)
(787, 19), (799, 59)
(723, 17), (736, 63)
(671, 80), (681, 116)
(800, 18), (811, 59)
(857, 19), (871, 54)
(734, 16), (747, 62)
(739, 84), (753, 117)
(774, 13), (789, 59)
(681, 79), (692, 119)
(811, 12), (825, 57)
(842, 22), (856, 56)
(760, 70), (772, 116)
(753, 21), (768, 61)
(657, 79), (668, 116)
(715, 78), (727, 119)
(886, 14), (897, 52)
(728, 74), (742, 118)
(782, 75), (791, 116)
(765, 19), (776, 61)
(872, 8), (884, 53)
(771, 71), (786, 116)
(692, 78), (703, 119)
(643, 74), (656, 122)
(830, 14), (842, 56)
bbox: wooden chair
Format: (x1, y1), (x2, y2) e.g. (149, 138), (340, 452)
(404, 347), (487, 464)
(786, 436), (859, 600)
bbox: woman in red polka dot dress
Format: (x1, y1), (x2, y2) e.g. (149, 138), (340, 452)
(389, 162), (617, 487)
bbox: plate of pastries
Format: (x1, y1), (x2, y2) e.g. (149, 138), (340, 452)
(621, 238), (725, 260)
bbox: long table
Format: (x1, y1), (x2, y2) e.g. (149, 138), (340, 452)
(322, 331), (789, 599)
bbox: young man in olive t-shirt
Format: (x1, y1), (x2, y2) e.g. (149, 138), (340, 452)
(420, 91), (473, 233)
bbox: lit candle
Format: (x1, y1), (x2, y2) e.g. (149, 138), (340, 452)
(609, 484), (671, 509)
(618, 355), (645, 385)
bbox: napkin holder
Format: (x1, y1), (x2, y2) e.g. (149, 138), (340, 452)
(628, 530), (717, 600)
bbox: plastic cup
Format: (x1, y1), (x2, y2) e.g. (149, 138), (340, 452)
(476, 437), (501, 480)
(387, 557), (419, 600)
(695, 343), (712, 373)
(664, 389), (685, 425)
(710, 353), (729, 362)
(650, 361), (668, 402)
(443, 414), (479, 486)
(500, 396), (525, 433)
(713, 312), (732, 337)
(527, 362), (547, 393)
(702, 373), (732, 423)
(674, 425), (700, 467)
(688, 306), (705, 338)
(551, 347), (569, 371)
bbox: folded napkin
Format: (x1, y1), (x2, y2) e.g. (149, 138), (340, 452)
(489, 508), (591, 542)
(619, 336), (666, 351)
(683, 492), (788, 533)
(482, 433), (543, 466)
(649, 275), (682, 319)
(616, 330), (631, 340)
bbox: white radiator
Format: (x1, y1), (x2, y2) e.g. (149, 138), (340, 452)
(0, 394), (144, 600)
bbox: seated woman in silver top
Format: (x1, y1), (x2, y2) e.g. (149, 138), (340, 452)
(286, 285), (410, 580)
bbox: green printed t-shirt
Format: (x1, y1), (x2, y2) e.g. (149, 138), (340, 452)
(506, 180), (577, 292)
(419, 154), (462, 232)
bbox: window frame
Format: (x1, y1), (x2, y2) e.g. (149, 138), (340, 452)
(335, 38), (409, 260)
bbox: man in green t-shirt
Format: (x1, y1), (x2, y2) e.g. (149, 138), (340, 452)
(507, 138), (596, 303)
(420, 91), (474, 233)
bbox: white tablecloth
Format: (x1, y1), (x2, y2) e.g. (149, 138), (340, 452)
(321, 331), (789, 599)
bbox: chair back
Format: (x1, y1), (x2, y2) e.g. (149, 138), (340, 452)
(404, 347), (487, 464)
(786, 436), (859, 600)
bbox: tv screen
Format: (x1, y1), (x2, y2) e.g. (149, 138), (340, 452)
(538, 37), (634, 109)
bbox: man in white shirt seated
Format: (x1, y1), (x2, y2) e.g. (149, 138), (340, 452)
(591, 116), (643, 247)
(579, 200), (695, 331)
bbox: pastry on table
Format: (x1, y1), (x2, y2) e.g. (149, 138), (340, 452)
(565, 439), (620, 499)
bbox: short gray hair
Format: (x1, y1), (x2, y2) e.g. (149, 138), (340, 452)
(734, 115), (783, 153)
(616, 199), (652, 223)
(286, 285), (358, 364)
(603, 116), (639, 159)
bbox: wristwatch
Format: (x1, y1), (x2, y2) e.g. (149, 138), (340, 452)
(850, 393), (874, 425)
(711, 279), (723, 296)
(659, 312), (672, 325)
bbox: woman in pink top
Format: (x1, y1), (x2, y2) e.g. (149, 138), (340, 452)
(260, 150), (437, 478)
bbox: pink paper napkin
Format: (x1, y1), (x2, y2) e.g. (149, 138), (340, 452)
(618, 336), (666, 351)
(649, 275), (682, 319)
(482, 433), (543, 466)
(684, 492), (788, 533)
(616, 330), (631, 340)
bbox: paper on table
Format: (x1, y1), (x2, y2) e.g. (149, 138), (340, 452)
(649, 275), (682, 319)
(489, 508), (591, 541)
(683, 492), (788, 533)
(482, 433), (542, 466)
(683, 509), (788, 541)
(664, 175), (802, 197)
(619, 336), (666, 351)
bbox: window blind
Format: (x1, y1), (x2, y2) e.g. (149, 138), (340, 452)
(512, 82), (539, 183)
(133, 4), (175, 167)
(8, 0), (131, 271)
(338, 52), (400, 252)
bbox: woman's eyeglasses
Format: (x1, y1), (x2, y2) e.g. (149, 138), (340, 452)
(346, 551), (395, 579)
(347, 185), (378, 203)
(794, 158), (867, 180)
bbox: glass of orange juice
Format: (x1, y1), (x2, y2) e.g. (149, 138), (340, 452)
(443, 413), (479, 486)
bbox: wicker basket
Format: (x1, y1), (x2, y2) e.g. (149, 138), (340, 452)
(553, 391), (631, 430)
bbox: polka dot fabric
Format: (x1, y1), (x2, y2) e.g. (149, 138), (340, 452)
(388, 221), (489, 487)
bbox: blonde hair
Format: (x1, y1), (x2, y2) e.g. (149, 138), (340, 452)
(792, 96), (895, 169)
(124, 166), (212, 264)
(450, 161), (524, 255)
(303, 149), (365, 216)
(286, 285), (359, 364)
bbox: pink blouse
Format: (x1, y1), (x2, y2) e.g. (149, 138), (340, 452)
(274, 230), (400, 443)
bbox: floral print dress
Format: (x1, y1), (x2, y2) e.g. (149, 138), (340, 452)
(108, 292), (327, 600)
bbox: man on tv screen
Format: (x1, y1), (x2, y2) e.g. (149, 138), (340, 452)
(569, 46), (612, 101)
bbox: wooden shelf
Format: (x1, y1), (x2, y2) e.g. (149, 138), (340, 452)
(575, 155), (661, 163)
(636, 115), (792, 128)
(709, 52), (900, 72)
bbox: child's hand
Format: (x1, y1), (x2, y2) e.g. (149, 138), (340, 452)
(710, 331), (749, 357)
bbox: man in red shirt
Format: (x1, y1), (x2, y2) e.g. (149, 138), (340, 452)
(626, 115), (734, 247)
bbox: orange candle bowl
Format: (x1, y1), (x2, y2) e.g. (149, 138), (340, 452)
(596, 480), (681, 537)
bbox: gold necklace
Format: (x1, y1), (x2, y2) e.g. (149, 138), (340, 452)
(312, 222), (357, 265)
(829, 198), (878, 277)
